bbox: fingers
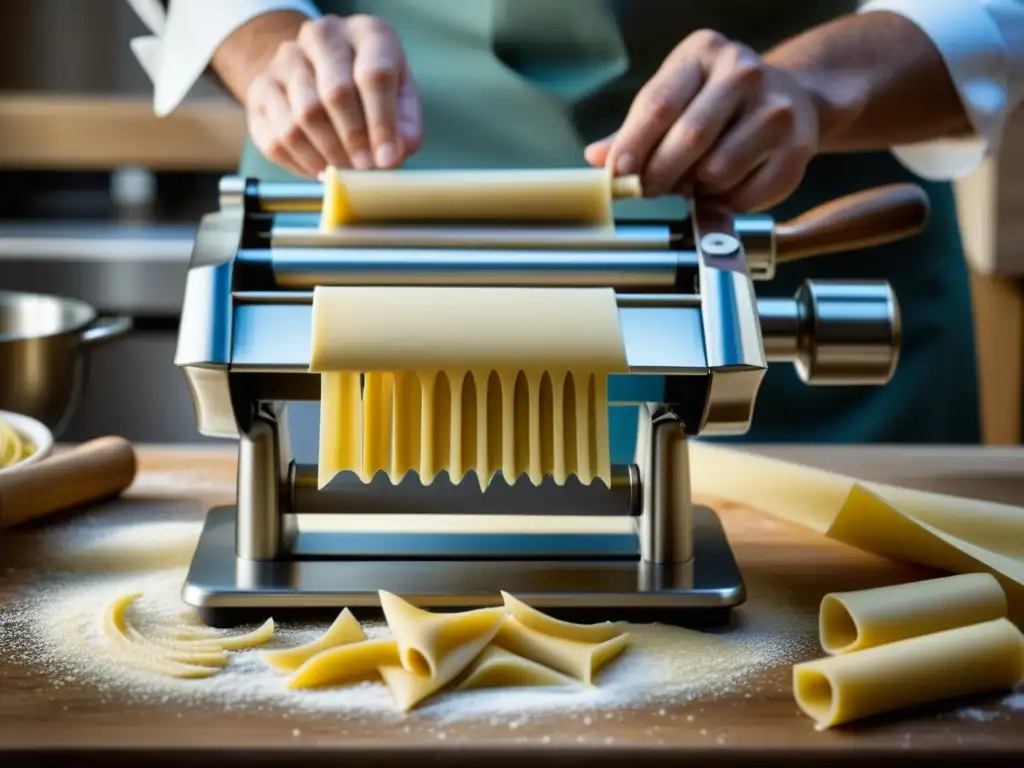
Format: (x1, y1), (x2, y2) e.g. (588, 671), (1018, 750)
(247, 75), (317, 178)
(695, 99), (795, 195)
(298, 19), (371, 169)
(584, 136), (614, 168)
(350, 15), (406, 168)
(603, 61), (705, 178)
(277, 42), (349, 169)
(643, 44), (762, 196)
(397, 69), (423, 153)
(707, 146), (811, 213)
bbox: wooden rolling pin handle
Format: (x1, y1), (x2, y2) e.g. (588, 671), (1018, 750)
(774, 183), (930, 263)
(0, 436), (138, 529)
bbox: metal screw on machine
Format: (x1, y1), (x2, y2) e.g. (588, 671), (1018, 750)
(699, 233), (740, 258)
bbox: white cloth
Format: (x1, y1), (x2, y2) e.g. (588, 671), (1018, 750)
(126, 0), (1024, 181)
(125, 0), (321, 117)
(860, 0), (1024, 180)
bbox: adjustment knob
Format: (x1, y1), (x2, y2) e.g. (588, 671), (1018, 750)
(758, 280), (901, 385)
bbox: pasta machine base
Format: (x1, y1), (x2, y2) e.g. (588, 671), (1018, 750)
(183, 503), (744, 628)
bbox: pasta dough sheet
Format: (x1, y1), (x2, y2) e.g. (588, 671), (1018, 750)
(320, 166), (643, 227)
(263, 608), (366, 673)
(455, 646), (577, 691)
(793, 618), (1024, 730)
(688, 442), (1024, 610)
(311, 287), (628, 490)
(493, 615), (630, 684)
(819, 573), (1007, 655)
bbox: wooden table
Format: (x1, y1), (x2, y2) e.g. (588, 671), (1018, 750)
(2, 445), (1023, 767)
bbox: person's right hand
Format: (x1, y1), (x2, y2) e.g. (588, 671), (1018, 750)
(245, 14), (422, 179)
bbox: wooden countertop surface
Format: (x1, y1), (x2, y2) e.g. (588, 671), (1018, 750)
(2, 444), (1023, 767)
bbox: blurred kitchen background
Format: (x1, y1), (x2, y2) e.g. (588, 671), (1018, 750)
(1, 0), (1023, 447)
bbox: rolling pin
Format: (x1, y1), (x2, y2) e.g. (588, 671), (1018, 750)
(0, 436), (137, 529)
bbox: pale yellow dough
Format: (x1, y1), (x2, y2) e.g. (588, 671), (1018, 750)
(310, 286), (628, 490)
(378, 590), (505, 678)
(793, 618), (1024, 730)
(455, 645), (577, 691)
(102, 592), (274, 679)
(500, 591), (626, 643)
(819, 573), (1008, 655)
(263, 608), (366, 673)
(688, 442), (1024, 606)
(102, 593), (221, 679)
(275, 593), (632, 710)
(493, 615), (630, 684)
(319, 166), (642, 227)
(287, 638), (400, 689)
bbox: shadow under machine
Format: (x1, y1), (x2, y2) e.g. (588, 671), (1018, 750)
(175, 172), (924, 626)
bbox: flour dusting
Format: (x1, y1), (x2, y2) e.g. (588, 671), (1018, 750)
(1, 517), (815, 724)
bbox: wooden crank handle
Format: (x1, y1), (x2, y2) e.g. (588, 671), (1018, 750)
(774, 183), (930, 264)
(0, 436), (137, 529)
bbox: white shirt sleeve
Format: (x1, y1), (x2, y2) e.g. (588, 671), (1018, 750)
(858, 0), (1024, 180)
(125, 0), (322, 117)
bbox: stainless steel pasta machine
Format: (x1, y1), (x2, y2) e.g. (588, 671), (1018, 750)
(176, 175), (925, 626)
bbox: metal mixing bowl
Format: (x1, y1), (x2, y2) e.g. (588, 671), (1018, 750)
(0, 290), (132, 436)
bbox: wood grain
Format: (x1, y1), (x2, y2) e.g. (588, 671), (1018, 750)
(775, 183), (930, 262)
(0, 95), (246, 171)
(1, 444), (1022, 766)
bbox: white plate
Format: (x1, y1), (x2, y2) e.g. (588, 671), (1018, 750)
(0, 411), (54, 474)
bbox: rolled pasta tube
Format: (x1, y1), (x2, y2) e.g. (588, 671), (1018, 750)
(793, 618), (1024, 730)
(820, 573), (1008, 655)
(320, 166), (643, 227)
(378, 590), (505, 677)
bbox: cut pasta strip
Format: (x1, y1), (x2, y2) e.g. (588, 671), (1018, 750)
(264, 608), (366, 673)
(794, 618), (1024, 730)
(287, 638), (400, 689)
(493, 616), (630, 684)
(102, 593), (219, 679)
(455, 645), (577, 691)
(500, 591), (626, 643)
(310, 285), (627, 490)
(214, 618), (275, 651)
(819, 573), (1008, 655)
(378, 590), (505, 678)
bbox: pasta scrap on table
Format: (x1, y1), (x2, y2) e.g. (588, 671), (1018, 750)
(271, 591), (631, 711)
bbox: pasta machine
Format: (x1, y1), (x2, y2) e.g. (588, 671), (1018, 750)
(176, 175), (924, 626)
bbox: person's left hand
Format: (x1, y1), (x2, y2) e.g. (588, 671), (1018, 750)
(585, 30), (821, 212)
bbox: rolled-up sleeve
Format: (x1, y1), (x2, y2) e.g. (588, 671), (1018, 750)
(126, 0), (321, 117)
(859, 0), (1024, 180)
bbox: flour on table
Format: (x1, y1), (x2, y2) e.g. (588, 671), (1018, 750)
(1, 518), (815, 723)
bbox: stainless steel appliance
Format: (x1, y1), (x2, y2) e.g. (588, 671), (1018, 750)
(174, 175), (922, 626)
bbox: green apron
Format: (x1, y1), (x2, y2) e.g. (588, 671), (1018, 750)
(242, 0), (980, 463)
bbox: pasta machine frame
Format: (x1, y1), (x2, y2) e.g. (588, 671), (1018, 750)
(176, 176), (922, 627)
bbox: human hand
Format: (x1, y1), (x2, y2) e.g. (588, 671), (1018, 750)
(245, 14), (422, 178)
(585, 30), (822, 212)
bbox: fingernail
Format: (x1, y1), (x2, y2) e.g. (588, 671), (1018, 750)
(351, 150), (373, 170)
(615, 153), (636, 175)
(375, 142), (399, 168)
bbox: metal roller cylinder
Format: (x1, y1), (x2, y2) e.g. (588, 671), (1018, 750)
(758, 280), (901, 385)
